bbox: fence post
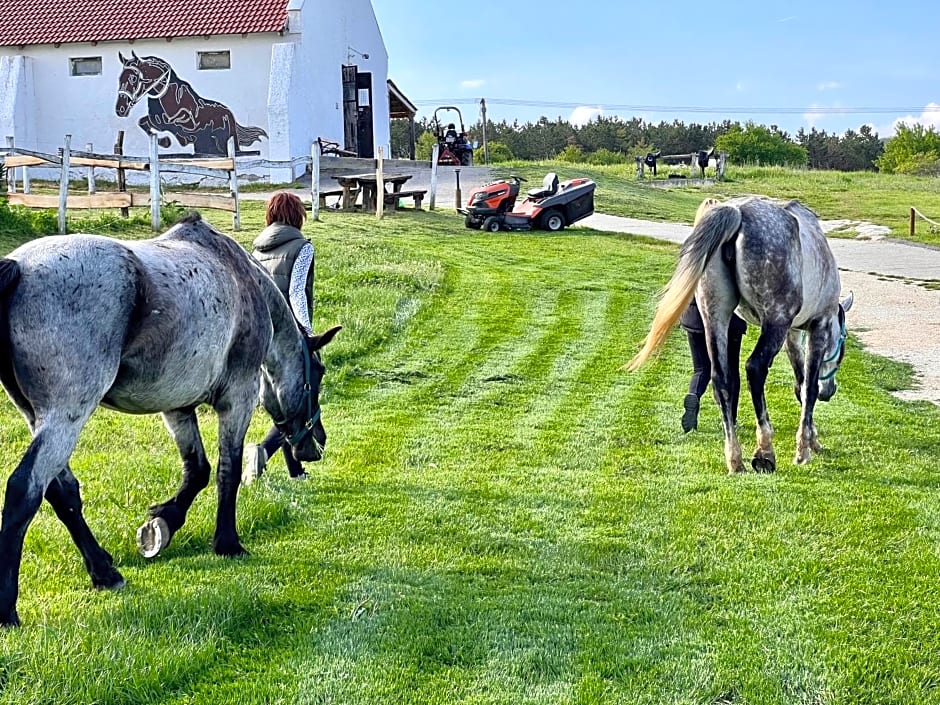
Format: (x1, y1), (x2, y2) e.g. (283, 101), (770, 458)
(227, 137), (240, 231)
(635, 156), (644, 180)
(910, 207), (916, 238)
(149, 133), (161, 231)
(717, 151), (727, 180)
(86, 142), (96, 194)
(376, 146), (385, 220)
(310, 143), (320, 222)
(58, 134), (71, 234)
(429, 144), (439, 211)
(114, 131), (128, 217)
(5, 137), (16, 193)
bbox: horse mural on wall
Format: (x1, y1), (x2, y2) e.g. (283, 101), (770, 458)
(115, 51), (267, 156)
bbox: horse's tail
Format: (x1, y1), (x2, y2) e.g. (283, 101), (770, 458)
(626, 203), (742, 371)
(235, 122), (268, 147)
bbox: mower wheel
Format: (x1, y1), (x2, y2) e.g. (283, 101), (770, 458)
(482, 216), (501, 232)
(541, 209), (565, 232)
(465, 214), (482, 229)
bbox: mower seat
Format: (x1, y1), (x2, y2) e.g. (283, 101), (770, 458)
(527, 173), (558, 199)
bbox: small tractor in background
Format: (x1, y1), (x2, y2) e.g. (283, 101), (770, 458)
(431, 106), (474, 166)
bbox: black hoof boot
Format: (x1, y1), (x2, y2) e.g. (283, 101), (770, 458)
(681, 394), (700, 433)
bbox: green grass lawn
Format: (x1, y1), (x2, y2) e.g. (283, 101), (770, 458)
(2, 204), (940, 703)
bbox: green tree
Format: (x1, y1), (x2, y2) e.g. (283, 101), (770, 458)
(876, 123), (940, 175)
(715, 122), (807, 167)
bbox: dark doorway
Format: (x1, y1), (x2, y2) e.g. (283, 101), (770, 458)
(355, 71), (374, 158)
(342, 65), (358, 157)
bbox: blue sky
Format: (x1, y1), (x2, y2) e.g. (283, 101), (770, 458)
(372, 0), (940, 138)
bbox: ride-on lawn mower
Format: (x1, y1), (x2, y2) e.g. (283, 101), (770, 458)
(459, 173), (596, 232)
(431, 106), (474, 166)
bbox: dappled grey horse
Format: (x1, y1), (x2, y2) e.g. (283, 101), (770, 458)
(0, 214), (340, 626)
(629, 197), (853, 474)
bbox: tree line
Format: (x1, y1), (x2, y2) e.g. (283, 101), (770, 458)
(392, 114), (923, 173)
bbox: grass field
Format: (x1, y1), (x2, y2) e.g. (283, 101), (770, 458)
(1, 197), (940, 703)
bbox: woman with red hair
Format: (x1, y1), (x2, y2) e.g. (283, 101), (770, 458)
(244, 191), (315, 483)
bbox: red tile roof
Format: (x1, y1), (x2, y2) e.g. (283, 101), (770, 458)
(0, 0), (289, 47)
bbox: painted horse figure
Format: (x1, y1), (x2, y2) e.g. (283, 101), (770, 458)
(0, 215), (340, 626)
(628, 197), (853, 474)
(115, 52), (267, 155)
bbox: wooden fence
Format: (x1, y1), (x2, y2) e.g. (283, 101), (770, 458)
(1, 133), (327, 232)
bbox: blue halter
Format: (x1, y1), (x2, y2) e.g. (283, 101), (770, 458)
(277, 341), (322, 447)
(818, 321), (847, 381)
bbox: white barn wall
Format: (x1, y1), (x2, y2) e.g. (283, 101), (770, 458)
(1, 0), (392, 184)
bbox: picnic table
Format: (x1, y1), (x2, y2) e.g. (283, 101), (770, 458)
(332, 172), (415, 212)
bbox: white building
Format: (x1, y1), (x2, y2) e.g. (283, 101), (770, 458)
(0, 0), (408, 182)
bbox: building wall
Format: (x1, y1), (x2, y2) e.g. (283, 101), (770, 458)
(0, 0), (391, 183)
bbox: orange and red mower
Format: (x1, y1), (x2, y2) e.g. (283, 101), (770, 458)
(459, 173), (596, 232)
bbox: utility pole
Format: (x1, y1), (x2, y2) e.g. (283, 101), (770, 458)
(480, 98), (489, 165)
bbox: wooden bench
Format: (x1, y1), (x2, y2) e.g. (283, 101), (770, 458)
(317, 188), (345, 209)
(317, 137), (356, 158)
(385, 189), (428, 210)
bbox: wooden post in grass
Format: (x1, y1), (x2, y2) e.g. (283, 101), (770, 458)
(5, 136), (16, 193)
(58, 134), (71, 234)
(910, 207), (916, 238)
(310, 143), (320, 222)
(429, 143), (439, 211)
(86, 142), (96, 194)
(149, 133), (161, 231)
(227, 137), (240, 231)
(376, 146), (384, 220)
(115, 131), (128, 218)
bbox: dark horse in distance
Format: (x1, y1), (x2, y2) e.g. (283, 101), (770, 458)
(115, 52), (267, 155)
(629, 197), (852, 474)
(0, 215), (340, 626)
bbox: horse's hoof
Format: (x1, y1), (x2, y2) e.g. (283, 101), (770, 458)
(214, 540), (249, 558)
(0, 609), (20, 628)
(751, 456), (776, 473)
(136, 517), (171, 558)
(794, 452), (812, 465)
(93, 567), (127, 591)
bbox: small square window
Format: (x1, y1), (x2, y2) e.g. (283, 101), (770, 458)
(198, 51), (231, 70)
(70, 57), (102, 76)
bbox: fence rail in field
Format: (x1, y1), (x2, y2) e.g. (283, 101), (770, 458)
(910, 207), (940, 236)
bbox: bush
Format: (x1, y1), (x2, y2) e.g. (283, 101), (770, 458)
(556, 145), (584, 163)
(876, 123), (940, 175)
(586, 148), (627, 166)
(476, 141), (514, 164)
(715, 123), (807, 167)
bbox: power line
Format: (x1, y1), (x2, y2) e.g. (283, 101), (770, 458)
(412, 98), (940, 116)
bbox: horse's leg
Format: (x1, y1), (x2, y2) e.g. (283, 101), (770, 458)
(704, 323), (744, 474)
(0, 417), (86, 626)
(795, 325), (828, 464)
(784, 330), (806, 403)
(136, 409), (211, 558)
(745, 324), (790, 473)
(212, 388), (257, 557)
(45, 465), (125, 591)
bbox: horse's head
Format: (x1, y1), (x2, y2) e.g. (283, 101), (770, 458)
(264, 325), (342, 462)
(115, 51), (169, 117)
(817, 292), (854, 401)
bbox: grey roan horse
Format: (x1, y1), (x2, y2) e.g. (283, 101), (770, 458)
(628, 197), (853, 474)
(0, 214), (340, 626)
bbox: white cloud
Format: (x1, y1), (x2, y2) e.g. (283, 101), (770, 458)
(736, 81), (747, 93)
(817, 80), (841, 91)
(569, 106), (603, 127)
(460, 79), (484, 90)
(777, 15), (797, 22)
(876, 102), (940, 136)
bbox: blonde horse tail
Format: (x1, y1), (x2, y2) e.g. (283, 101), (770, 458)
(626, 203), (742, 371)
